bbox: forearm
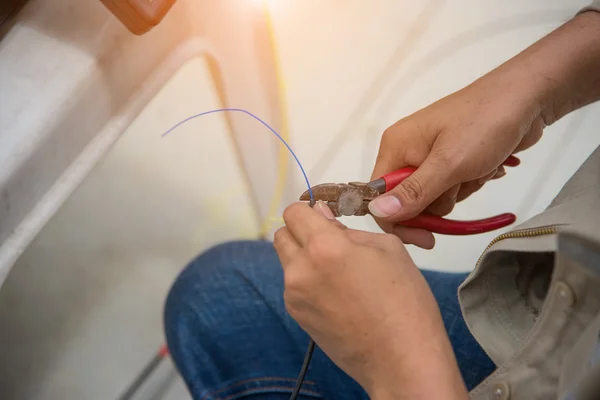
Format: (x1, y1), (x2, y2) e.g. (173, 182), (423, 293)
(486, 9), (600, 125)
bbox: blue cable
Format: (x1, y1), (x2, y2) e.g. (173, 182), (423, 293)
(162, 108), (317, 400)
(161, 108), (314, 203)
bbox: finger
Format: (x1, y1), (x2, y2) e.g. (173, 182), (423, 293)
(329, 220), (348, 230)
(313, 201), (349, 230)
(345, 228), (386, 245)
(282, 202), (340, 247)
(476, 168), (497, 185)
(374, 211), (436, 248)
(425, 184), (460, 216)
(491, 166), (506, 180)
(456, 180), (485, 203)
(346, 229), (414, 255)
(457, 167), (506, 203)
(374, 218), (395, 234)
(314, 201), (336, 220)
(273, 227), (301, 267)
(313, 201), (348, 229)
(368, 152), (457, 221)
(391, 226), (435, 249)
(456, 166), (507, 204)
(370, 121), (430, 181)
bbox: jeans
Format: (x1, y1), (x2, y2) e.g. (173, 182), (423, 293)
(163, 240), (495, 399)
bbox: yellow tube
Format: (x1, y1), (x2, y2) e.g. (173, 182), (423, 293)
(259, 2), (292, 238)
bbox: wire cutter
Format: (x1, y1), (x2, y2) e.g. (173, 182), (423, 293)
(299, 157), (519, 235)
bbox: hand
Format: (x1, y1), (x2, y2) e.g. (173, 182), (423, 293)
(368, 10), (600, 250)
(369, 74), (544, 249)
(274, 201), (467, 399)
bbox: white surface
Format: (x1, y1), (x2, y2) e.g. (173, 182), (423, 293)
(0, 57), (253, 400)
(1, 1), (600, 399)
(0, 0), (288, 287)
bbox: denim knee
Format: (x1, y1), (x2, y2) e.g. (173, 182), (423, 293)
(163, 239), (277, 335)
(162, 240), (323, 399)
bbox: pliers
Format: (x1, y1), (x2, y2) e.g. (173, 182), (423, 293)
(299, 156), (519, 235)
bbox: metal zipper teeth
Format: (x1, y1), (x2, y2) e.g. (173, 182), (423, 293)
(474, 225), (561, 268)
(461, 224), (562, 368)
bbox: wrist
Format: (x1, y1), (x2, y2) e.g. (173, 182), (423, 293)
(468, 10), (600, 128)
(500, 11), (600, 125)
(364, 323), (468, 400)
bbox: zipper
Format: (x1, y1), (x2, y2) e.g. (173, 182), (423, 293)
(474, 224), (561, 268)
(460, 224), (562, 366)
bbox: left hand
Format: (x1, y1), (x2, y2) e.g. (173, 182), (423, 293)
(273, 201), (468, 399)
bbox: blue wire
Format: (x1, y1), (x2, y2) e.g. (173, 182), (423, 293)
(161, 108), (314, 203)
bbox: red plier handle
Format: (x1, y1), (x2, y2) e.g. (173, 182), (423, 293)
(370, 156), (518, 235)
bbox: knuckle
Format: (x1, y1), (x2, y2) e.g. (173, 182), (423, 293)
(381, 121), (410, 146)
(438, 202), (455, 216)
(381, 126), (396, 144)
(273, 227), (286, 243)
(432, 147), (461, 171)
(381, 232), (403, 248)
(330, 220), (348, 230)
(428, 197), (456, 217)
(376, 220), (395, 234)
(380, 232), (411, 255)
(283, 289), (300, 318)
(399, 177), (425, 204)
(282, 269), (313, 319)
(283, 268), (304, 293)
(379, 124), (404, 150)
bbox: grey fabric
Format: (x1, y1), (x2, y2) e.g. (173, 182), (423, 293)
(459, 147), (600, 366)
(559, 286), (600, 399)
(465, 232), (600, 400)
(459, 145), (600, 396)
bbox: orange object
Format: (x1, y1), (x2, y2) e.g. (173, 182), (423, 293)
(99, 0), (176, 35)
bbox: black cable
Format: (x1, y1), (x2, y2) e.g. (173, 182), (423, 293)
(289, 339), (316, 400)
(287, 201), (318, 400)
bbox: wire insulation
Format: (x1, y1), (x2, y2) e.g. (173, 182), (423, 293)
(289, 339), (316, 400)
(161, 108), (313, 202)
(161, 107), (316, 400)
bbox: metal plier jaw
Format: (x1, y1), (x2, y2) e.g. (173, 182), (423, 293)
(299, 182), (381, 217)
(299, 176), (517, 235)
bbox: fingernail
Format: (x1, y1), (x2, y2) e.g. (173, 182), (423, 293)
(316, 201), (336, 219)
(368, 195), (402, 217)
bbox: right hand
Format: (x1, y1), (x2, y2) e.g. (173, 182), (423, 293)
(369, 70), (546, 249)
(369, 9), (600, 249)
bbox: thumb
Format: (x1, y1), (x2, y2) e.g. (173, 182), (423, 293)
(368, 154), (456, 221)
